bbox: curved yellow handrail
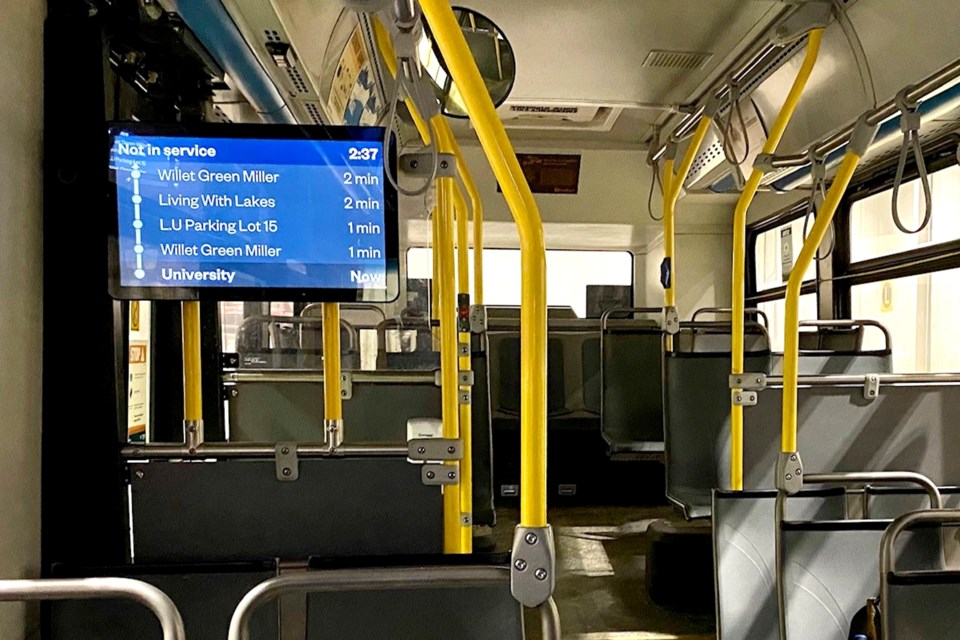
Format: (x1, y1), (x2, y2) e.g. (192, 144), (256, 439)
(730, 29), (823, 490)
(421, 0), (548, 528)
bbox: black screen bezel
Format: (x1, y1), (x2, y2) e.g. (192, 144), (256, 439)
(106, 122), (400, 302)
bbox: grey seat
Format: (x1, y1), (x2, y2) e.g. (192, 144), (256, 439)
(600, 318), (663, 452)
(713, 489), (846, 640)
(886, 573), (960, 639)
(663, 321), (771, 518)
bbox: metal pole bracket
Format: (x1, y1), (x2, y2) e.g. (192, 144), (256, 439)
(732, 390), (758, 406)
(769, 2), (832, 46)
(663, 306), (680, 335)
(408, 437), (462, 461)
(422, 463), (458, 485)
(863, 374), (880, 401)
(511, 525), (556, 607)
(340, 372), (353, 400)
(458, 370), (475, 386)
(469, 304), (488, 334)
(775, 451), (805, 494)
(400, 152), (457, 178)
(275, 443), (299, 482)
(730, 372), (767, 391)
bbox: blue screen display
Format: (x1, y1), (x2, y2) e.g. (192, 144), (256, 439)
(111, 132), (388, 291)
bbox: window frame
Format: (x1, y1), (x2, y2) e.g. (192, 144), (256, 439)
(834, 137), (960, 308)
(745, 202), (819, 311)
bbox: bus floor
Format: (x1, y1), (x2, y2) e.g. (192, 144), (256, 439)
(493, 505), (716, 640)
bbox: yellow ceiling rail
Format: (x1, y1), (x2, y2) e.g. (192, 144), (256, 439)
(420, 0), (548, 534)
(778, 116), (878, 493)
(730, 29), (822, 491)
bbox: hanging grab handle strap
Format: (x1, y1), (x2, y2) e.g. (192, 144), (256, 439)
(802, 149), (834, 261)
(892, 88), (933, 235)
(721, 76), (751, 168)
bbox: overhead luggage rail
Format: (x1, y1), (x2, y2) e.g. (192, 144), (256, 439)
(0, 577), (186, 640)
(227, 566), (560, 640)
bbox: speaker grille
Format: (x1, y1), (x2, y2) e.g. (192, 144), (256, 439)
(642, 50), (713, 71)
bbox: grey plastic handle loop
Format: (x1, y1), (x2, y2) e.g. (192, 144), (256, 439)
(802, 149), (834, 261)
(721, 77), (750, 167)
(892, 88), (933, 235)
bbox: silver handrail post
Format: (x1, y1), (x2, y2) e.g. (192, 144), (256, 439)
(0, 577), (185, 640)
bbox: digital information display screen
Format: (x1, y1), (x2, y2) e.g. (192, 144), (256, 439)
(107, 123), (398, 301)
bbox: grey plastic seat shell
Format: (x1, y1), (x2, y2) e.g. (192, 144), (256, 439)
(129, 457), (443, 563)
(781, 521), (943, 640)
(713, 490), (846, 640)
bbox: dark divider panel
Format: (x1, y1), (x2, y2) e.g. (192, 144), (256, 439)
(130, 457), (443, 563)
(227, 377), (441, 443)
(471, 336), (496, 526)
(48, 564), (277, 640)
(663, 352), (772, 519)
(887, 573), (960, 639)
(713, 490), (846, 640)
(601, 326), (663, 451)
(741, 384), (960, 490)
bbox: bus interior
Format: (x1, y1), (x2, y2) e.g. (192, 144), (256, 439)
(3, 0), (960, 638)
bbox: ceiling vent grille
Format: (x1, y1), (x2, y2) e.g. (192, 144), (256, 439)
(642, 50), (713, 71)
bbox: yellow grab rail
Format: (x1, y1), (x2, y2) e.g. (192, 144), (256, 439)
(663, 116), (714, 309)
(421, 0), (548, 528)
(454, 180), (474, 552)
(433, 121), (464, 551)
(321, 303), (343, 422)
(730, 29), (823, 490)
(181, 301), (203, 424)
(779, 116), (877, 490)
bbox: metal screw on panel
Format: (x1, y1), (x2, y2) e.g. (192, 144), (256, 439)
(796, 469), (802, 476)
(786, 474), (793, 481)
(411, 160), (420, 169)
(534, 569), (548, 581)
(447, 471), (456, 480)
(134, 470), (145, 480)
(230, 388), (239, 398)
(426, 471), (436, 480)
(282, 467), (292, 477)
(281, 447), (290, 455)
(736, 395), (743, 402)
(417, 446), (426, 454)
(514, 559), (527, 571)
(447, 446), (456, 454)
(790, 455), (798, 462)
(440, 160), (449, 170)
(525, 532), (538, 545)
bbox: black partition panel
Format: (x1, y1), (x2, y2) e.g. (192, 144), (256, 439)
(887, 574), (960, 639)
(48, 564), (277, 640)
(130, 457), (443, 562)
(601, 327), (663, 450)
(227, 378), (441, 443)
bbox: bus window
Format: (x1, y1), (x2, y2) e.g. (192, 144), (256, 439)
(754, 217), (816, 292)
(850, 165), (960, 263)
(851, 267), (960, 373)
(406, 247), (633, 318)
(757, 293), (817, 352)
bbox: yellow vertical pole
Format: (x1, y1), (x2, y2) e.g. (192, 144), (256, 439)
(431, 209), (441, 349)
(454, 184), (474, 552)
(782, 152), (864, 453)
(181, 302), (202, 421)
(181, 301), (203, 428)
(433, 119), (463, 552)
(421, 0), (548, 529)
(730, 29), (822, 490)
(322, 303), (343, 424)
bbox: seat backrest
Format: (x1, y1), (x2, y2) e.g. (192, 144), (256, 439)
(713, 490), (846, 640)
(496, 336), (566, 415)
(782, 519), (943, 640)
(600, 322), (663, 450)
(663, 351), (773, 518)
(886, 572), (960, 639)
(741, 384), (960, 490)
